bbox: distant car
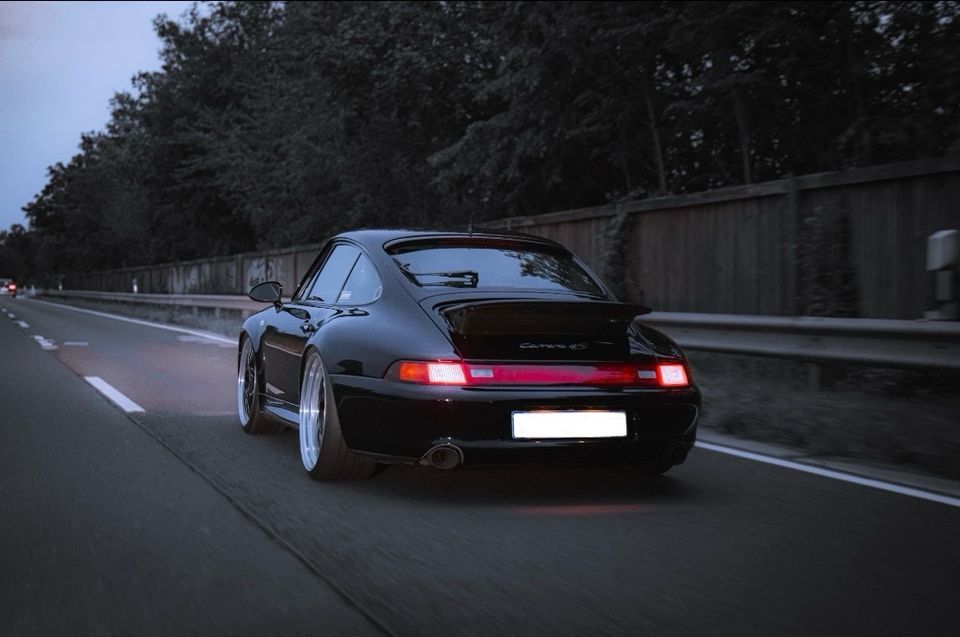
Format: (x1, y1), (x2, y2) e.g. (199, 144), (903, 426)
(0, 278), (16, 298)
(238, 230), (700, 480)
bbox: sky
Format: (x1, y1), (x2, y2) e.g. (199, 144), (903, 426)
(0, 1), (193, 231)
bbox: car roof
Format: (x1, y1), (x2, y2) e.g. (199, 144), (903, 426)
(334, 228), (567, 253)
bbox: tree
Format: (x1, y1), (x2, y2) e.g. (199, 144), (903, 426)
(5, 0), (958, 281)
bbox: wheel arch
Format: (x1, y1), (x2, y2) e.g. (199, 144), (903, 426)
(238, 331), (268, 397)
(298, 344), (352, 432)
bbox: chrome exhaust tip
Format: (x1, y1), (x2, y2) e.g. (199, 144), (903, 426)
(420, 444), (464, 470)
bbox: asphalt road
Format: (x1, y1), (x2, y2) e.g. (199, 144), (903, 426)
(1, 297), (958, 636)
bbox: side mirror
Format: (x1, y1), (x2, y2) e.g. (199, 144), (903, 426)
(249, 281), (282, 309)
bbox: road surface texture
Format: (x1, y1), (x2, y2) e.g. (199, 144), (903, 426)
(1, 297), (958, 636)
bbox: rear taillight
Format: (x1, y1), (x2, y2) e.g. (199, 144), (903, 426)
(397, 361), (467, 385)
(656, 363), (689, 387)
(390, 361), (689, 387)
(7, 283), (14, 291)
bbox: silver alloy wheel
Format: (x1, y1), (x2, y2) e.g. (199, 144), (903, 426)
(299, 353), (326, 471)
(237, 339), (257, 426)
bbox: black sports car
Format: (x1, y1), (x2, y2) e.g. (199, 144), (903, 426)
(238, 229), (700, 480)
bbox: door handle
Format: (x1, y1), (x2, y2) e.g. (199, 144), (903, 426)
(300, 321), (317, 334)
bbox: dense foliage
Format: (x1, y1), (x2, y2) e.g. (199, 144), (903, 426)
(3, 0), (959, 282)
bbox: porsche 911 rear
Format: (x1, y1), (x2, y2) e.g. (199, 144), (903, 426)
(241, 229), (700, 479)
(334, 239), (700, 473)
(336, 370), (699, 471)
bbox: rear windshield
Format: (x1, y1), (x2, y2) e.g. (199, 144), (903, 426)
(388, 242), (604, 295)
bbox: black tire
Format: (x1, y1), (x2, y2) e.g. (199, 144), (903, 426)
(237, 336), (276, 434)
(299, 349), (375, 481)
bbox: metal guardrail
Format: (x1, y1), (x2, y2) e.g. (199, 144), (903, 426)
(641, 312), (960, 371)
(37, 290), (960, 371)
(40, 289), (262, 314)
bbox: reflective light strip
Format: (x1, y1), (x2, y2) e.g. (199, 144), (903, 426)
(395, 361), (668, 386)
(393, 361), (691, 387)
(84, 376), (145, 413)
(471, 363), (643, 385)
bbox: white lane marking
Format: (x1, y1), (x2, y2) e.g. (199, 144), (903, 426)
(696, 441), (960, 509)
(16, 320), (29, 328)
(32, 335), (58, 350)
(176, 334), (235, 348)
(63, 341), (89, 346)
(28, 298), (236, 345)
(8, 314), (15, 319)
(84, 376), (145, 413)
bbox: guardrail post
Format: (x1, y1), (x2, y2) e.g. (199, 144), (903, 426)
(925, 230), (958, 320)
(784, 174), (800, 315)
(235, 254), (244, 294)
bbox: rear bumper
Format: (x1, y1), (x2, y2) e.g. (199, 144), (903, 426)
(332, 375), (700, 467)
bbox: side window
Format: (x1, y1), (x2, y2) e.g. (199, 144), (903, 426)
(338, 253), (382, 305)
(301, 244), (360, 303)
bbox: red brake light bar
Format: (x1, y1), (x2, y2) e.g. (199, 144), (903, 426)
(392, 361), (689, 387)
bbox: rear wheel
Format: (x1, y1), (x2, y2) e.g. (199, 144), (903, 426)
(299, 350), (375, 481)
(237, 337), (274, 434)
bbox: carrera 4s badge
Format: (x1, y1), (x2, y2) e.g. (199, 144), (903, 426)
(519, 342), (589, 351)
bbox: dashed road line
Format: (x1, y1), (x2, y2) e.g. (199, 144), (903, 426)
(84, 376), (145, 413)
(696, 441), (960, 509)
(16, 320), (29, 329)
(63, 341), (89, 347)
(28, 298), (236, 345)
(31, 335), (58, 350)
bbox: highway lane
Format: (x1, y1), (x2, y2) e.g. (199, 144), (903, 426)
(2, 296), (960, 636)
(0, 299), (379, 636)
(8, 298), (238, 416)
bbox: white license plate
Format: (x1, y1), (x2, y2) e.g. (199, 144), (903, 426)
(511, 411), (627, 439)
